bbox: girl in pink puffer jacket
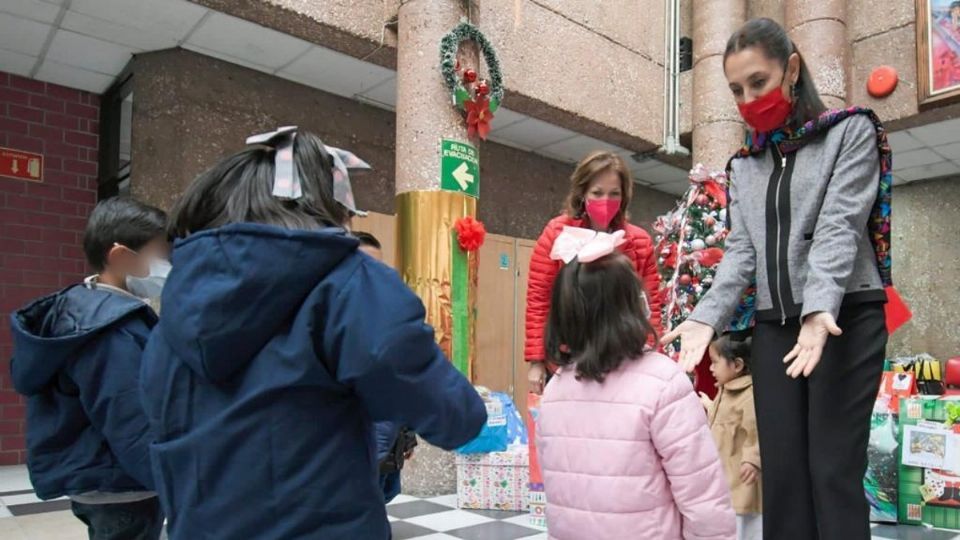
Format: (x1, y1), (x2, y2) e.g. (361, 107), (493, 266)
(538, 230), (735, 540)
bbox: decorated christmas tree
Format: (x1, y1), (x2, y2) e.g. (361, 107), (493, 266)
(654, 164), (755, 395)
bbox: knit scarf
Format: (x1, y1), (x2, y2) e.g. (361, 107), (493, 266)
(731, 107), (893, 286)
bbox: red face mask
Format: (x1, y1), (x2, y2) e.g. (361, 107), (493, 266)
(737, 84), (793, 133)
(585, 198), (621, 230)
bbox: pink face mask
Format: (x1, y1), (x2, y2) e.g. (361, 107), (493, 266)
(585, 198), (621, 230)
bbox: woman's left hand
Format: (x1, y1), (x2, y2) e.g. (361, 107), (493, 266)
(783, 312), (843, 378)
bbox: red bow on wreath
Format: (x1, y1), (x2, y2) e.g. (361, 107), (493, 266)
(455, 216), (487, 252)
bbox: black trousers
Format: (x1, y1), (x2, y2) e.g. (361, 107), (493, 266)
(71, 497), (164, 540)
(752, 303), (887, 540)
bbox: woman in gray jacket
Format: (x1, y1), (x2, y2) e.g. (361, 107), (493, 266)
(663, 18), (892, 540)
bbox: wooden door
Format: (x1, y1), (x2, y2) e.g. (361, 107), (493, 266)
(475, 234), (517, 392)
(513, 239), (536, 420)
(352, 212), (397, 269)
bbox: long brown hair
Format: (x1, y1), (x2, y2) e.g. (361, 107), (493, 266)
(546, 252), (655, 383)
(563, 151), (633, 227)
(724, 18), (826, 129)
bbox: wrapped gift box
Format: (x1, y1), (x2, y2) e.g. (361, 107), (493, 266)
(867, 408), (900, 523)
(456, 445), (529, 512)
(866, 371), (917, 523)
(527, 392), (548, 528)
(897, 396), (960, 530)
(528, 488), (547, 528)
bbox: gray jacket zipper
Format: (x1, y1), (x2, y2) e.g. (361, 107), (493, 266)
(774, 144), (787, 326)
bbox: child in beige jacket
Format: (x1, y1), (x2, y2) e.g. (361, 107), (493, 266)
(701, 333), (762, 540)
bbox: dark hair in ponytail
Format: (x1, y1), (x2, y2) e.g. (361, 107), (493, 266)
(168, 131), (350, 239)
(724, 17), (827, 128)
(711, 332), (753, 374)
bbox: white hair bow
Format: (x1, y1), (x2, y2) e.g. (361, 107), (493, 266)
(550, 226), (626, 264)
(245, 126), (370, 215)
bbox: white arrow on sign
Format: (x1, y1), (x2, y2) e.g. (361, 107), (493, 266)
(452, 161), (474, 191)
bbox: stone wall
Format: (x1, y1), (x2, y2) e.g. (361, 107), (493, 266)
(888, 176), (960, 360)
(130, 49), (676, 240)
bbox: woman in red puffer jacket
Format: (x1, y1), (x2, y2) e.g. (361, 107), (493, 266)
(525, 151), (662, 394)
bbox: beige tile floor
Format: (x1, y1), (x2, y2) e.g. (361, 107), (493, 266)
(0, 510), (87, 540)
(0, 466), (87, 540)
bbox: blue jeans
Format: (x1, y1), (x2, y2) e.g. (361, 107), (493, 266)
(71, 497), (163, 540)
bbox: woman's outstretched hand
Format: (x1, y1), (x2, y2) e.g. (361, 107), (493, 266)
(660, 320), (715, 373)
(783, 312), (842, 378)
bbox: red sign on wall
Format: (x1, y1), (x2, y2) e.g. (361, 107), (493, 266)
(0, 147), (43, 182)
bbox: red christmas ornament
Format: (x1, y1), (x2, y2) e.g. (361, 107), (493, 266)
(454, 216), (487, 252)
(463, 68), (478, 83)
(695, 194), (709, 206)
(662, 246), (677, 269)
(679, 274), (692, 286)
(703, 180), (727, 206)
(695, 247), (725, 268)
(476, 79), (490, 97)
(705, 215), (716, 227)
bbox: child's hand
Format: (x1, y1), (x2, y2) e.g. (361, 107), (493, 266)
(698, 392), (712, 409)
(740, 463), (759, 485)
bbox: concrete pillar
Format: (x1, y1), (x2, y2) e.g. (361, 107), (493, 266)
(749, 0), (786, 26)
(785, 0), (847, 109)
(692, 0), (747, 169)
(395, 2), (476, 195)
(394, 0), (479, 497)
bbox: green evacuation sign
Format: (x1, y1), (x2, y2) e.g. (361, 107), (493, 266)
(440, 139), (479, 198)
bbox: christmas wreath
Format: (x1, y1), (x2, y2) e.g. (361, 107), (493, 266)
(440, 22), (504, 140)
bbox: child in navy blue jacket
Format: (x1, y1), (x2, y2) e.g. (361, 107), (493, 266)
(10, 197), (169, 540)
(139, 128), (486, 540)
(354, 231), (418, 504)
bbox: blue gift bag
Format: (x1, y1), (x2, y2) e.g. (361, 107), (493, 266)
(457, 390), (527, 454)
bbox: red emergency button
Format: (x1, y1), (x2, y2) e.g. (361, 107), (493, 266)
(867, 66), (899, 98)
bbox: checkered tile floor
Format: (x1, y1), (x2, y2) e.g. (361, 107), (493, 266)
(0, 466), (958, 539)
(387, 494), (545, 540)
(386, 494), (960, 540)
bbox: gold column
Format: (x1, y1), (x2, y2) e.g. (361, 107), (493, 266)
(692, 0), (747, 169)
(396, 191), (477, 379)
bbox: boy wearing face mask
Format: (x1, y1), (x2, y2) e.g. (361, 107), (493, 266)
(9, 197), (168, 540)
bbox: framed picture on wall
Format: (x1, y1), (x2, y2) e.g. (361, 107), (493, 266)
(917, 0), (960, 105)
